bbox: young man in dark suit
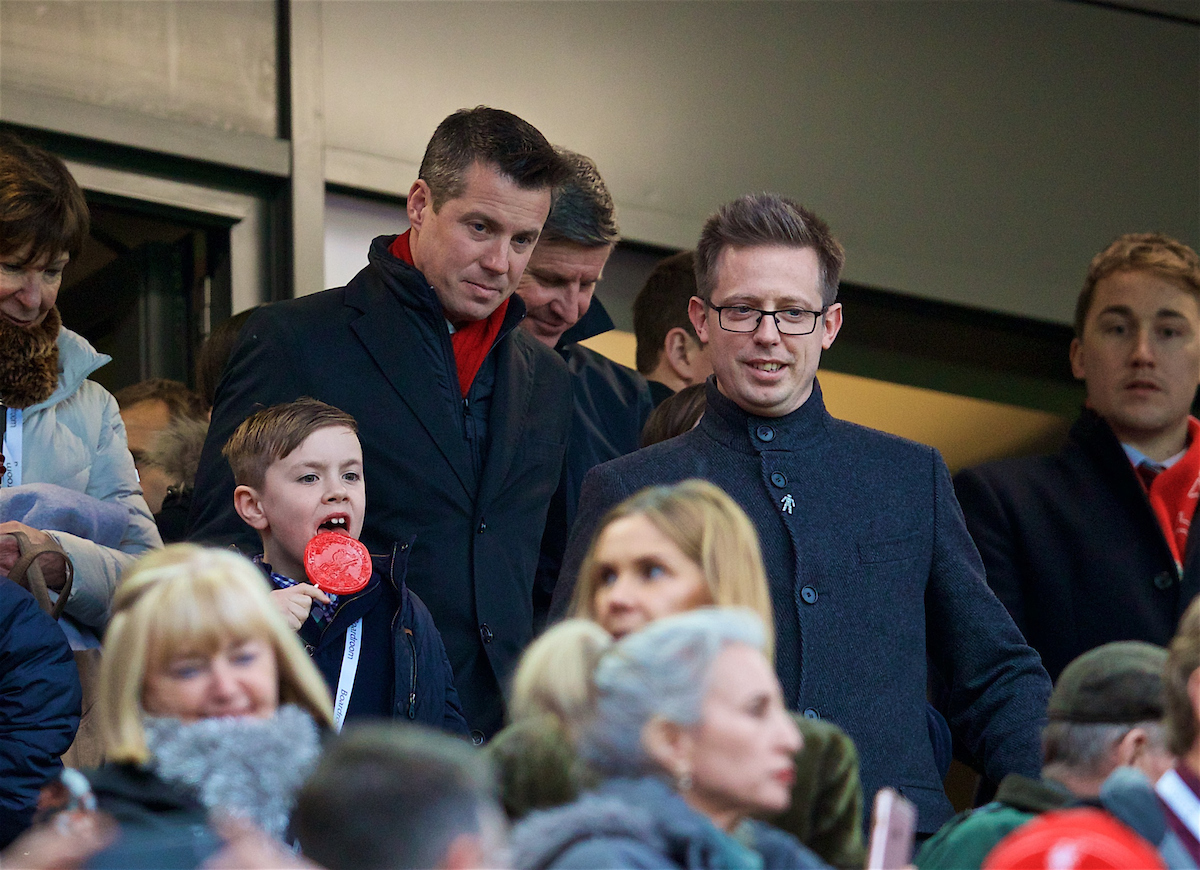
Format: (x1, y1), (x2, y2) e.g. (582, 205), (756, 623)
(955, 234), (1200, 681)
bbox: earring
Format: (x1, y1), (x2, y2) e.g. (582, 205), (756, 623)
(676, 766), (692, 792)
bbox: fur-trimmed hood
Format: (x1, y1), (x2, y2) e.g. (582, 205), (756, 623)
(509, 777), (828, 870)
(510, 780), (667, 870)
(24, 326), (109, 414)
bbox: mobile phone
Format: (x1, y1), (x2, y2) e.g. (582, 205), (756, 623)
(866, 787), (917, 869)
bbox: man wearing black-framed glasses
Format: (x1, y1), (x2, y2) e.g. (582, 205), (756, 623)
(553, 192), (1051, 839)
(706, 303), (826, 335)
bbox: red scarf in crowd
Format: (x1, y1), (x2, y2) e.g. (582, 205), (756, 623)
(1138, 416), (1200, 568)
(390, 231), (509, 397)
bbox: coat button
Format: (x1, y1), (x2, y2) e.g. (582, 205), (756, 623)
(756, 425), (775, 442)
(480, 623), (493, 643)
(477, 521), (487, 534)
(803, 707), (820, 719)
(470, 730), (486, 746)
(800, 585), (818, 604)
(771, 472), (787, 488)
(1153, 571), (1175, 590)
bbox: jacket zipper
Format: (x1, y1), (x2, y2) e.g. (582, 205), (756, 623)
(403, 626), (417, 719)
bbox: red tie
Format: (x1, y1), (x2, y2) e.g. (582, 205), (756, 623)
(1137, 461), (1161, 492)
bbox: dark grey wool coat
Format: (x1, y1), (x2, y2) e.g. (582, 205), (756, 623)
(551, 379), (1051, 833)
(954, 407), (1200, 682)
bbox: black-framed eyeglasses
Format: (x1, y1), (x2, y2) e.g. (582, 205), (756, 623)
(707, 303), (827, 336)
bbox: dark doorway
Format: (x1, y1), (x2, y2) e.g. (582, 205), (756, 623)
(57, 196), (233, 395)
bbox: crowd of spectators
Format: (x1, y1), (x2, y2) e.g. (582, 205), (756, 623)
(4, 103), (1200, 870)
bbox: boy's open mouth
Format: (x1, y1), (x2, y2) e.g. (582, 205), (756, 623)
(317, 516), (350, 535)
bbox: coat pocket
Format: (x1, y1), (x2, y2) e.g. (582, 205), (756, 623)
(857, 532), (922, 565)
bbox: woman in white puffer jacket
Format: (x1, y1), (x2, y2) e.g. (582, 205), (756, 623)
(0, 133), (161, 630)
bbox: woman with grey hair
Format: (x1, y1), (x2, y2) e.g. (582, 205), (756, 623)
(510, 608), (830, 870)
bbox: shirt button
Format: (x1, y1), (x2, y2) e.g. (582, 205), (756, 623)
(477, 521), (487, 534)
(771, 472), (787, 488)
(480, 623), (494, 643)
(1153, 571), (1175, 590)
(803, 707), (820, 719)
(756, 425), (775, 442)
(800, 585), (818, 604)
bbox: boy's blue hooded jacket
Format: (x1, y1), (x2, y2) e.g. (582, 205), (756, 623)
(268, 539), (469, 735)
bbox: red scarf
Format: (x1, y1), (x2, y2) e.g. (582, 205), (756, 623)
(390, 231), (509, 397)
(1139, 416), (1200, 568)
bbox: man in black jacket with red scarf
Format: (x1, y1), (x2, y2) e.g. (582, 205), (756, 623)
(189, 108), (571, 739)
(955, 233), (1200, 681)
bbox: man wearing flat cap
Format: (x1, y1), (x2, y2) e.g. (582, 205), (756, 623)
(917, 641), (1176, 869)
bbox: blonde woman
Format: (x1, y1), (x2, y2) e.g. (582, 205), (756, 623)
(87, 544), (331, 859)
(489, 480), (866, 868)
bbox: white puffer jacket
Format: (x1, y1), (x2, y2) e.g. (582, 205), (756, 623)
(18, 328), (161, 627)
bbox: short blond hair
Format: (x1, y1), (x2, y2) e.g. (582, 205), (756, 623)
(1075, 233), (1200, 338)
(509, 620), (612, 728)
(570, 480), (775, 659)
(99, 545), (334, 764)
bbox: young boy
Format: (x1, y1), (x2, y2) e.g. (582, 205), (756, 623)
(223, 397), (468, 734)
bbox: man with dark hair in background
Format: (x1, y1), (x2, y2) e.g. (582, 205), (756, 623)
(189, 107), (571, 739)
(294, 725), (506, 870)
(633, 249), (713, 406)
(514, 149), (653, 619)
(956, 233), (1200, 683)
(554, 192), (1050, 836)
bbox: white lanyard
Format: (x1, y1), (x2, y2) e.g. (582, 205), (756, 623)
(2, 407), (22, 488)
(331, 618), (363, 732)
(1157, 768), (1200, 843)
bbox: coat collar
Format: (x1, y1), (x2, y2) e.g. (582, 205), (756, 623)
(87, 762), (204, 813)
(351, 235), (530, 329)
(1071, 406), (1155, 504)
(510, 776), (762, 870)
(700, 376), (831, 455)
(1070, 405), (1194, 570)
(557, 296), (615, 348)
(24, 327), (110, 415)
(344, 236), (530, 496)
